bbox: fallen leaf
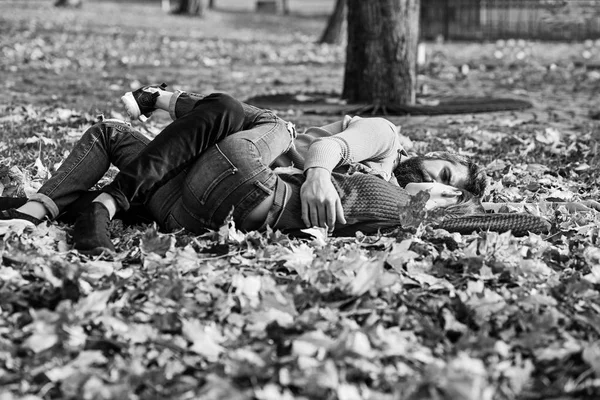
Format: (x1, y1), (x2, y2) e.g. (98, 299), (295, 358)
(182, 320), (224, 361)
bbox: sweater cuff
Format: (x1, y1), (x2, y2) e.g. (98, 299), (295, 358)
(168, 90), (184, 121)
(303, 138), (345, 173)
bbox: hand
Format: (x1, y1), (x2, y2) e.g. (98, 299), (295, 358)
(301, 168), (347, 231)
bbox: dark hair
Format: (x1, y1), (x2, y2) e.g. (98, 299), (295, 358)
(440, 188), (485, 216)
(423, 151), (488, 197)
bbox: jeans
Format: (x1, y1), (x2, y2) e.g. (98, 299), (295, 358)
(162, 109), (292, 232)
(31, 92), (294, 233)
(102, 93), (247, 212)
(29, 119), (151, 218)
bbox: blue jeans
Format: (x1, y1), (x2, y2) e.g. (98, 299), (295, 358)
(160, 110), (293, 232)
(29, 120), (151, 218)
(32, 92), (294, 233)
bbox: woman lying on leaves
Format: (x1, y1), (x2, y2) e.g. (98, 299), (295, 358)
(0, 83), (519, 255)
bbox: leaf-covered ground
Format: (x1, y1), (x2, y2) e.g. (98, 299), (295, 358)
(3, 1), (600, 399)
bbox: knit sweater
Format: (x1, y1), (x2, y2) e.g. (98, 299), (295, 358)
(274, 172), (411, 235)
(274, 172), (553, 237)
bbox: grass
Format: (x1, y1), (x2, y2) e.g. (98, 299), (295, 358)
(2, 0), (339, 122)
(3, 0), (599, 117)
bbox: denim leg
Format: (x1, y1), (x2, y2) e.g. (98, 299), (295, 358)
(102, 93), (248, 211)
(168, 90), (207, 120)
(169, 90), (264, 129)
(159, 112), (293, 234)
(29, 120), (150, 219)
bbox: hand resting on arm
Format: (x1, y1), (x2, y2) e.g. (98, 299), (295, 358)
(301, 167), (347, 231)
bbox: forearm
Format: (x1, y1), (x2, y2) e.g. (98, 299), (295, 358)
(335, 117), (398, 163)
(303, 139), (345, 172)
(303, 117), (399, 172)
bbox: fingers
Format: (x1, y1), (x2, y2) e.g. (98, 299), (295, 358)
(302, 199), (325, 228)
(303, 199), (341, 229)
(310, 206), (321, 228)
(316, 198), (347, 231)
(301, 197), (310, 228)
(336, 199), (347, 225)
(326, 200), (336, 230)
(300, 176), (343, 230)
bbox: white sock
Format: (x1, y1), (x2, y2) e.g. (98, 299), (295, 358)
(155, 90), (174, 111)
(92, 193), (118, 219)
(16, 201), (48, 220)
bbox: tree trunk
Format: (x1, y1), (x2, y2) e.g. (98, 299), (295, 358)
(319, 0), (346, 44)
(208, 0), (215, 9)
(281, 0), (290, 15)
(342, 0), (420, 107)
(172, 0), (206, 15)
(55, 0), (82, 7)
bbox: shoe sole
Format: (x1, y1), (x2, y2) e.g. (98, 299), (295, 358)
(121, 92), (148, 122)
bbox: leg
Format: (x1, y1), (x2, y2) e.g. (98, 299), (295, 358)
(156, 111), (294, 234)
(102, 93), (249, 212)
(0, 120), (149, 227)
(121, 84), (206, 122)
(127, 86), (260, 129)
(33, 120), (150, 218)
(0, 197), (28, 210)
(72, 93), (264, 254)
(164, 90), (263, 124)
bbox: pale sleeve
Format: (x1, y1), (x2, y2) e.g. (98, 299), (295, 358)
(303, 117), (401, 173)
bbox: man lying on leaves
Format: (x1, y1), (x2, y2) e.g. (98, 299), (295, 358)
(0, 84), (487, 255)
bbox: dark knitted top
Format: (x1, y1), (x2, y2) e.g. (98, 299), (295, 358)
(274, 172), (551, 237)
(274, 172), (410, 234)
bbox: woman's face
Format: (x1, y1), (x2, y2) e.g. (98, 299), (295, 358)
(405, 182), (462, 210)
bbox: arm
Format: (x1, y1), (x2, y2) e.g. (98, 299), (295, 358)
(303, 117), (400, 173)
(301, 117), (399, 231)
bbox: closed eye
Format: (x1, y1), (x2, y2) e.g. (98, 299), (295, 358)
(441, 168), (451, 185)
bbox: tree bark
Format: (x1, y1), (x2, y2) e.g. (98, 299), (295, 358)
(281, 0), (290, 15)
(208, 0), (215, 9)
(342, 0), (420, 107)
(172, 0), (206, 15)
(319, 0), (346, 44)
(55, 0), (82, 7)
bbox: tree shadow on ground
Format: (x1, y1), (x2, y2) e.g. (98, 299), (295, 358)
(246, 92), (533, 116)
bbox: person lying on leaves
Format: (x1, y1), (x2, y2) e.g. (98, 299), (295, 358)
(0, 84), (489, 254)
